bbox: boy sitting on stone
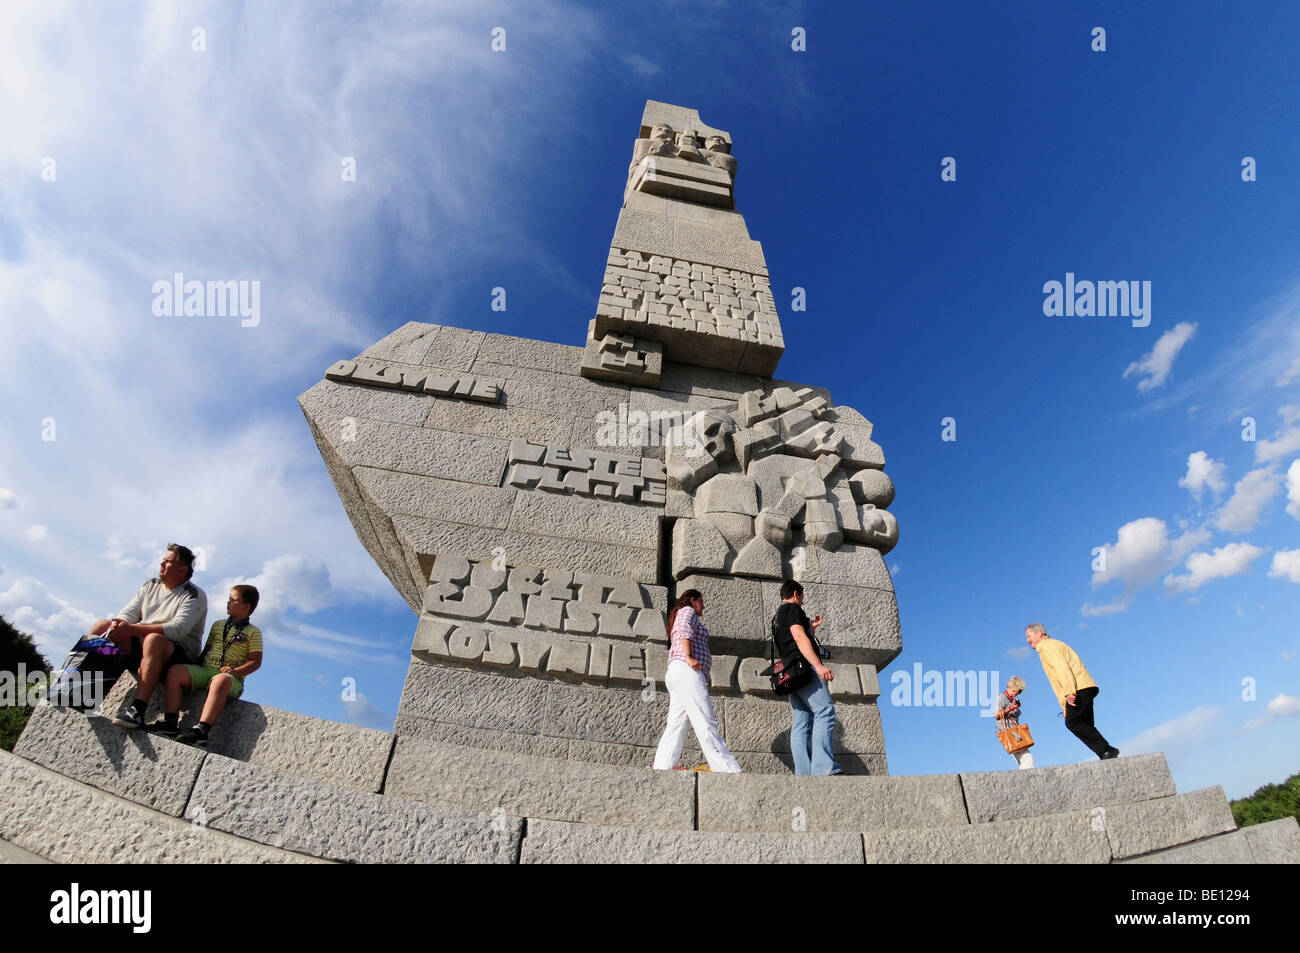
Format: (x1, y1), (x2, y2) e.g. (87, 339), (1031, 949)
(150, 584), (263, 749)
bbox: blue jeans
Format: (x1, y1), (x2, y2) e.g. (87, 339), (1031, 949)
(789, 674), (841, 775)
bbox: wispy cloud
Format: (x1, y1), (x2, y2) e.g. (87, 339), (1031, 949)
(1255, 405), (1300, 464)
(1164, 542), (1267, 595)
(1215, 466), (1282, 533)
(1241, 693), (1300, 731)
(1124, 321), (1197, 393)
(1083, 517), (1209, 616)
(1178, 451), (1228, 501)
(1120, 706), (1221, 761)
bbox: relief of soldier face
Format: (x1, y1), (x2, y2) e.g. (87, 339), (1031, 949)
(704, 135), (729, 153)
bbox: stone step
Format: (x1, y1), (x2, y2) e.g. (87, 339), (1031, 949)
(1120, 817), (1300, 864)
(0, 750), (326, 864)
(383, 734), (696, 831)
(186, 749), (522, 864)
(698, 754), (1177, 832)
(860, 789), (1234, 864)
(92, 678), (393, 793)
(521, 819), (862, 863)
(0, 835), (52, 864)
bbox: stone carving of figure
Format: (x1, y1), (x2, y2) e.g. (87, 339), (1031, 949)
(674, 130), (705, 163)
(702, 134), (737, 185)
(628, 122), (677, 181)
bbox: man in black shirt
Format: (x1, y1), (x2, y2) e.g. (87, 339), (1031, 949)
(773, 580), (840, 775)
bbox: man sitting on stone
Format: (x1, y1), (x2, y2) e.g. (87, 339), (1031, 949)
(92, 543), (208, 730)
(151, 584), (263, 749)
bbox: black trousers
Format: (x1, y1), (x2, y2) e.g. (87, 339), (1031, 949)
(1064, 686), (1113, 756)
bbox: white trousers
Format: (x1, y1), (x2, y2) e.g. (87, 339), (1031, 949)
(652, 660), (742, 773)
(1012, 748), (1035, 769)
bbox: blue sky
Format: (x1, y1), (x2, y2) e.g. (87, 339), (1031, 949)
(1, 1), (1297, 799)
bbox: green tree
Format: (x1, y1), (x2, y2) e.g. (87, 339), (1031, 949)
(1230, 772), (1300, 828)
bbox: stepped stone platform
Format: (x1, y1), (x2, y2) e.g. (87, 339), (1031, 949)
(7, 102), (1297, 865)
(4, 701), (1295, 864)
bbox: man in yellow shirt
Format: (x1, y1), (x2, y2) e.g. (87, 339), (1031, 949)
(1026, 623), (1119, 760)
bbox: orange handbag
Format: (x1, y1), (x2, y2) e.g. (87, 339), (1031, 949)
(997, 724), (1034, 753)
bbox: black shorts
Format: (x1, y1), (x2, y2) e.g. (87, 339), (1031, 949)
(124, 635), (197, 676)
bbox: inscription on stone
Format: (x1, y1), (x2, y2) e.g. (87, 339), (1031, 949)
(506, 438), (667, 505)
(325, 358), (501, 403)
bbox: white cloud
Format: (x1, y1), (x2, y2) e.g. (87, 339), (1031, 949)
(622, 53), (662, 77)
(1268, 549), (1300, 584)
(1278, 355), (1300, 387)
(222, 554), (333, 616)
(0, 576), (97, 659)
(341, 691), (393, 731)
(1178, 451), (1228, 500)
(1215, 466), (1282, 533)
(25, 525), (47, 541)
(1242, 693), (1300, 731)
(1163, 542), (1267, 595)
(1124, 321), (1197, 393)
(1256, 405), (1300, 463)
(1083, 518), (1209, 616)
(0, 488), (16, 509)
(1286, 459), (1300, 520)
(1005, 645), (1032, 659)
(1121, 706), (1221, 760)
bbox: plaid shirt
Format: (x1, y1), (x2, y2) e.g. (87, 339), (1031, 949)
(994, 690), (1022, 733)
(667, 605), (711, 681)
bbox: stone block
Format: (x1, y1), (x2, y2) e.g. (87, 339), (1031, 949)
(960, 753), (1177, 824)
(0, 750), (322, 864)
(472, 362), (629, 419)
(657, 362), (763, 401)
(318, 412), (509, 486)
(393, 514), (659, 585)
(476, 334), (583, 375)
(298, 378), (436, 428)
(675, 573), (766, 650)
(1102, 788), (1237, 860)
(507, 487), (661, 551)
(425, 398), (573, 446)
(721, 694), (885, 757)
(672, 517), (732, 577)
(759, 581), (902, 665)
(396, 660), (550, 735)
(354, 467), (515, 529)
(390, 714), (544, 757)
(358, 321), (444, 366)
(521, 819), (862, 864)
(862, 809), (1112, 864)
(1240, 818), (1300, 863)
(187, 753), (520, 863)
(697, 771), (966, 833)
(732, 536), (783, 578)
(1120, 832), (1256, 864)
(581, 333), (664, 387)
(697, 473), (759, 516)
(14, 705), (204, 816)
(384, 735), (696, 830)
(542, 679), (677, 748)
(422, 327), (485, 370)
(799, 544), (894, 589)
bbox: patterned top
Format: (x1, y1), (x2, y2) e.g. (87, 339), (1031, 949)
(994, 690), (1022, 733)
(200, 618), (263, 673)
(667, 605), (711, 681)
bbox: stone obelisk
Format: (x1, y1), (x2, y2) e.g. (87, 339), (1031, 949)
(299, 101), (901, 773)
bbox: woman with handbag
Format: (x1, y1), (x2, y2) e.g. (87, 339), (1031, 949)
(651, 589), (742, 773)
(995, 677), (1035, 769)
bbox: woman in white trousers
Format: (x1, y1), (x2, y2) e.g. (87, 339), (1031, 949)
(652, 589), (742, 773)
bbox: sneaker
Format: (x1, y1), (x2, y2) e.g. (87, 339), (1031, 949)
(1100, 747), (1120, 760)
(147, 720), (179, 738)
(175, 727), (209, 749)
(692, 763), (712, 772)
(110, 705), (144, 730)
